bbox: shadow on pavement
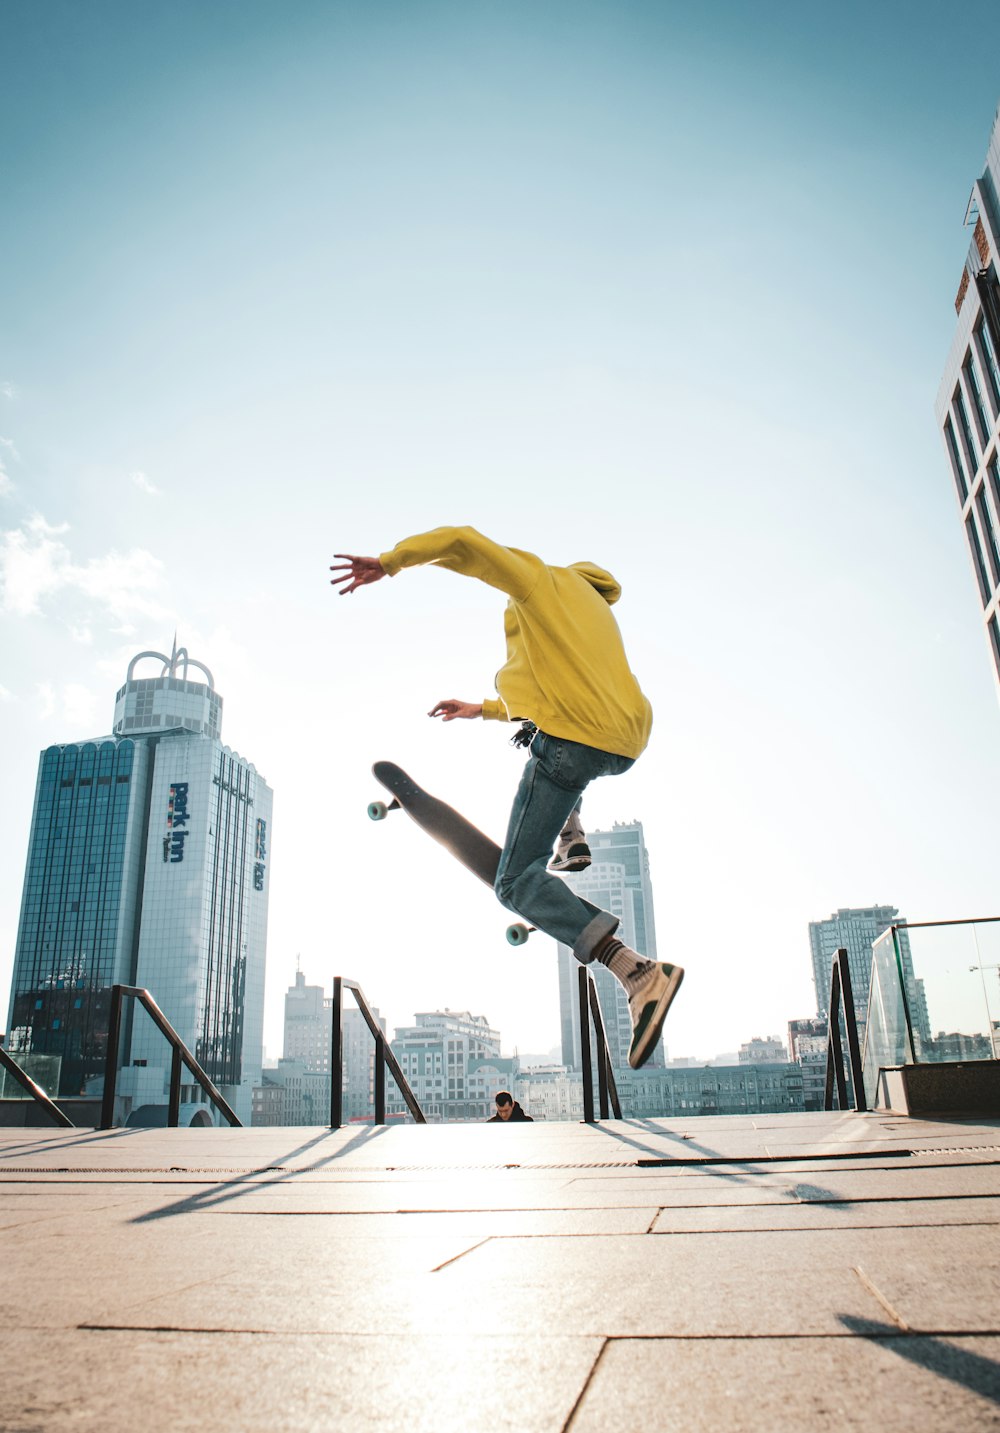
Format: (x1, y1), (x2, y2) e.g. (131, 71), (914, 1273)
(839, 1315), (1000, 1405)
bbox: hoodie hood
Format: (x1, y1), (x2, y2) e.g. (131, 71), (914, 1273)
(567, 561), (621, 606)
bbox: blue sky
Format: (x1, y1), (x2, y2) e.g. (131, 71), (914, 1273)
(2, 0), (1000, 1064)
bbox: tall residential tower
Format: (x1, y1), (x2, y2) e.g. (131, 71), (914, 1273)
(6, 644), (273, 1121)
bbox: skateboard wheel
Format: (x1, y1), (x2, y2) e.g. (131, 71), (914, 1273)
(506, 923), (531, 946)
(367, 801), (388, 821)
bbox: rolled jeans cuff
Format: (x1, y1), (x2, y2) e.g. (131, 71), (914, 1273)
(573, 911), (620, 965)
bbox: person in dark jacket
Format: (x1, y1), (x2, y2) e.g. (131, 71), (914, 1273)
(488, 1090), (533, 1122)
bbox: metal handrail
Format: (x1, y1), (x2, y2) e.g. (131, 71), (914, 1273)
(100, 985), (242, 1130)
(824, 948), (868, 1112)
(578, 966), (622, 1122)
(0, 1045), (74, 1128)
(330, 977), (425, 1127)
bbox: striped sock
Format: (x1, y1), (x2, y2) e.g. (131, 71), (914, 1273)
(595, 939), (652, 985)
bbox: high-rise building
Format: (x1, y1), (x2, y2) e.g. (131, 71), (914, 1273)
(284, 969), (332, 1073)
(936, 104), (1000, 697)
(6, 643), (273, 1122)
(280, 968), (384, 1122)
(808, 906), (930, 1043)
(556, 821), (664, 1071)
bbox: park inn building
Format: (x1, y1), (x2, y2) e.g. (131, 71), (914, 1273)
(5, 645), (272, 1123)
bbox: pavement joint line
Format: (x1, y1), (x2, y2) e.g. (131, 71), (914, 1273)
(561, 1336), (610, 1433)
(65, 1325), (1000, 1341)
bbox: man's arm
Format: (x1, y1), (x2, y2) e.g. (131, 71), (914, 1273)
(379, 526), (540, 601)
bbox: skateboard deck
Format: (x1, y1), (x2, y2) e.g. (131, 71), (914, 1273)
(369, 761), (531, 944)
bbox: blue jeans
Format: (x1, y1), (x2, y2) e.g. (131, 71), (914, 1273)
(494, 730), (635, 963)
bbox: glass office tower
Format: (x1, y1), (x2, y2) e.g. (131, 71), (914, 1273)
(6, 644), (272, 1121)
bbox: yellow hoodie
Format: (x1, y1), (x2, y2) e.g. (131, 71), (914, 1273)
(379, 526), (652, 760)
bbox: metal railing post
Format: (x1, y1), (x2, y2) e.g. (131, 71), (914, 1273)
(330, 976), (344, 1129)
(375, 1034), (386, 1124)
(587, 978), (622, 1120)
(168, 1046), (182, 1127)
(101, 984), (125, 1130)
(578, 965), (595, 1123)
(824, 956), (849, 1110)
(836, 951), (868, 1113)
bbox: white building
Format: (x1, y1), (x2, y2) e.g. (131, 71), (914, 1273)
(8, 643), (273, 1123)
(936, 104), (1000, 699)
(388, 1010), (509, 1122)
(739, 1036), (789, 1064)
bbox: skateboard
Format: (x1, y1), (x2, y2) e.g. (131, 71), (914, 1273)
(368, 761), (532, 945)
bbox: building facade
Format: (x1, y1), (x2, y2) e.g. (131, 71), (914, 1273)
(6, 644), (272, 1122)
(788, 1016), (829, 1112)
(387, 1010), (507, 1122)
(936, 105), (1000, 699)
(808, 906), (929, 1042)
(556, 821), (665, 1072)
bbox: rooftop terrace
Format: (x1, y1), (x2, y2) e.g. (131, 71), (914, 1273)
(2, 1110), (999, 1430)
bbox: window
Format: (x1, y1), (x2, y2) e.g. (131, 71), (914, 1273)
(944, 416), (969, 502)
(977, 318), (1000, 409)
(976, 487), (1000, 586)
(955, 387), (980, 473)
(966, 515), (992, 606)
(989, 615), (1000, 679)
(964, 352), (992, 445)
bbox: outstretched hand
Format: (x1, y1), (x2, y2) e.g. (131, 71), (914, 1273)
(429, 699), (483, 722)
(330, 554), (386, 595)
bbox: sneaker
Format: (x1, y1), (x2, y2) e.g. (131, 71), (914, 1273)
(548, 808), (591, 873)
(549, 840), (592, 873)
(625, 960), (684, 1069)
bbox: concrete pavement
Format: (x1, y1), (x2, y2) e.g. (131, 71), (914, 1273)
(1, 1110), (998, 1431)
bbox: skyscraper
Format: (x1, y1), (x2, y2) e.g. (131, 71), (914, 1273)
(808, 905), (929, 1042)
(6, 643), (273, 1121)
(556, 820), (664, 1070)
(936, 105), (1000, 698)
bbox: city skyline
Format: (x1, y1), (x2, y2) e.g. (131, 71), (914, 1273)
(3, 4), (1000, 1063)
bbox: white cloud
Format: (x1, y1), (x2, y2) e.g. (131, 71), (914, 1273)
(33, 681), (99, 728)
(0, 463), (10, 497)
(62, 682), (99, 730)
(130, 470), (160, 496)
(0, 436), (20, 461)
(0, 383), (14, 400)
(0, 514), (168, 624)
(36, 682), (55, 720)
(0, 683), (12, 702)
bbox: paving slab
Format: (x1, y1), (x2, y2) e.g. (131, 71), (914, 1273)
(0, 1328), (602, 1433)
(572, 1334), (1000, 1432)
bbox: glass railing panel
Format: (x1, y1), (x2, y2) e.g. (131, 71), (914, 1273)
(903, 920), (1000, 1062)
(861, 930), (913, 1108)
(0, 1052), (62, 1099)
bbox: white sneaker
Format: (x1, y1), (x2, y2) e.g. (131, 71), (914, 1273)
(548, 809), (591, 873)
(625, 960), (684, 1068)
